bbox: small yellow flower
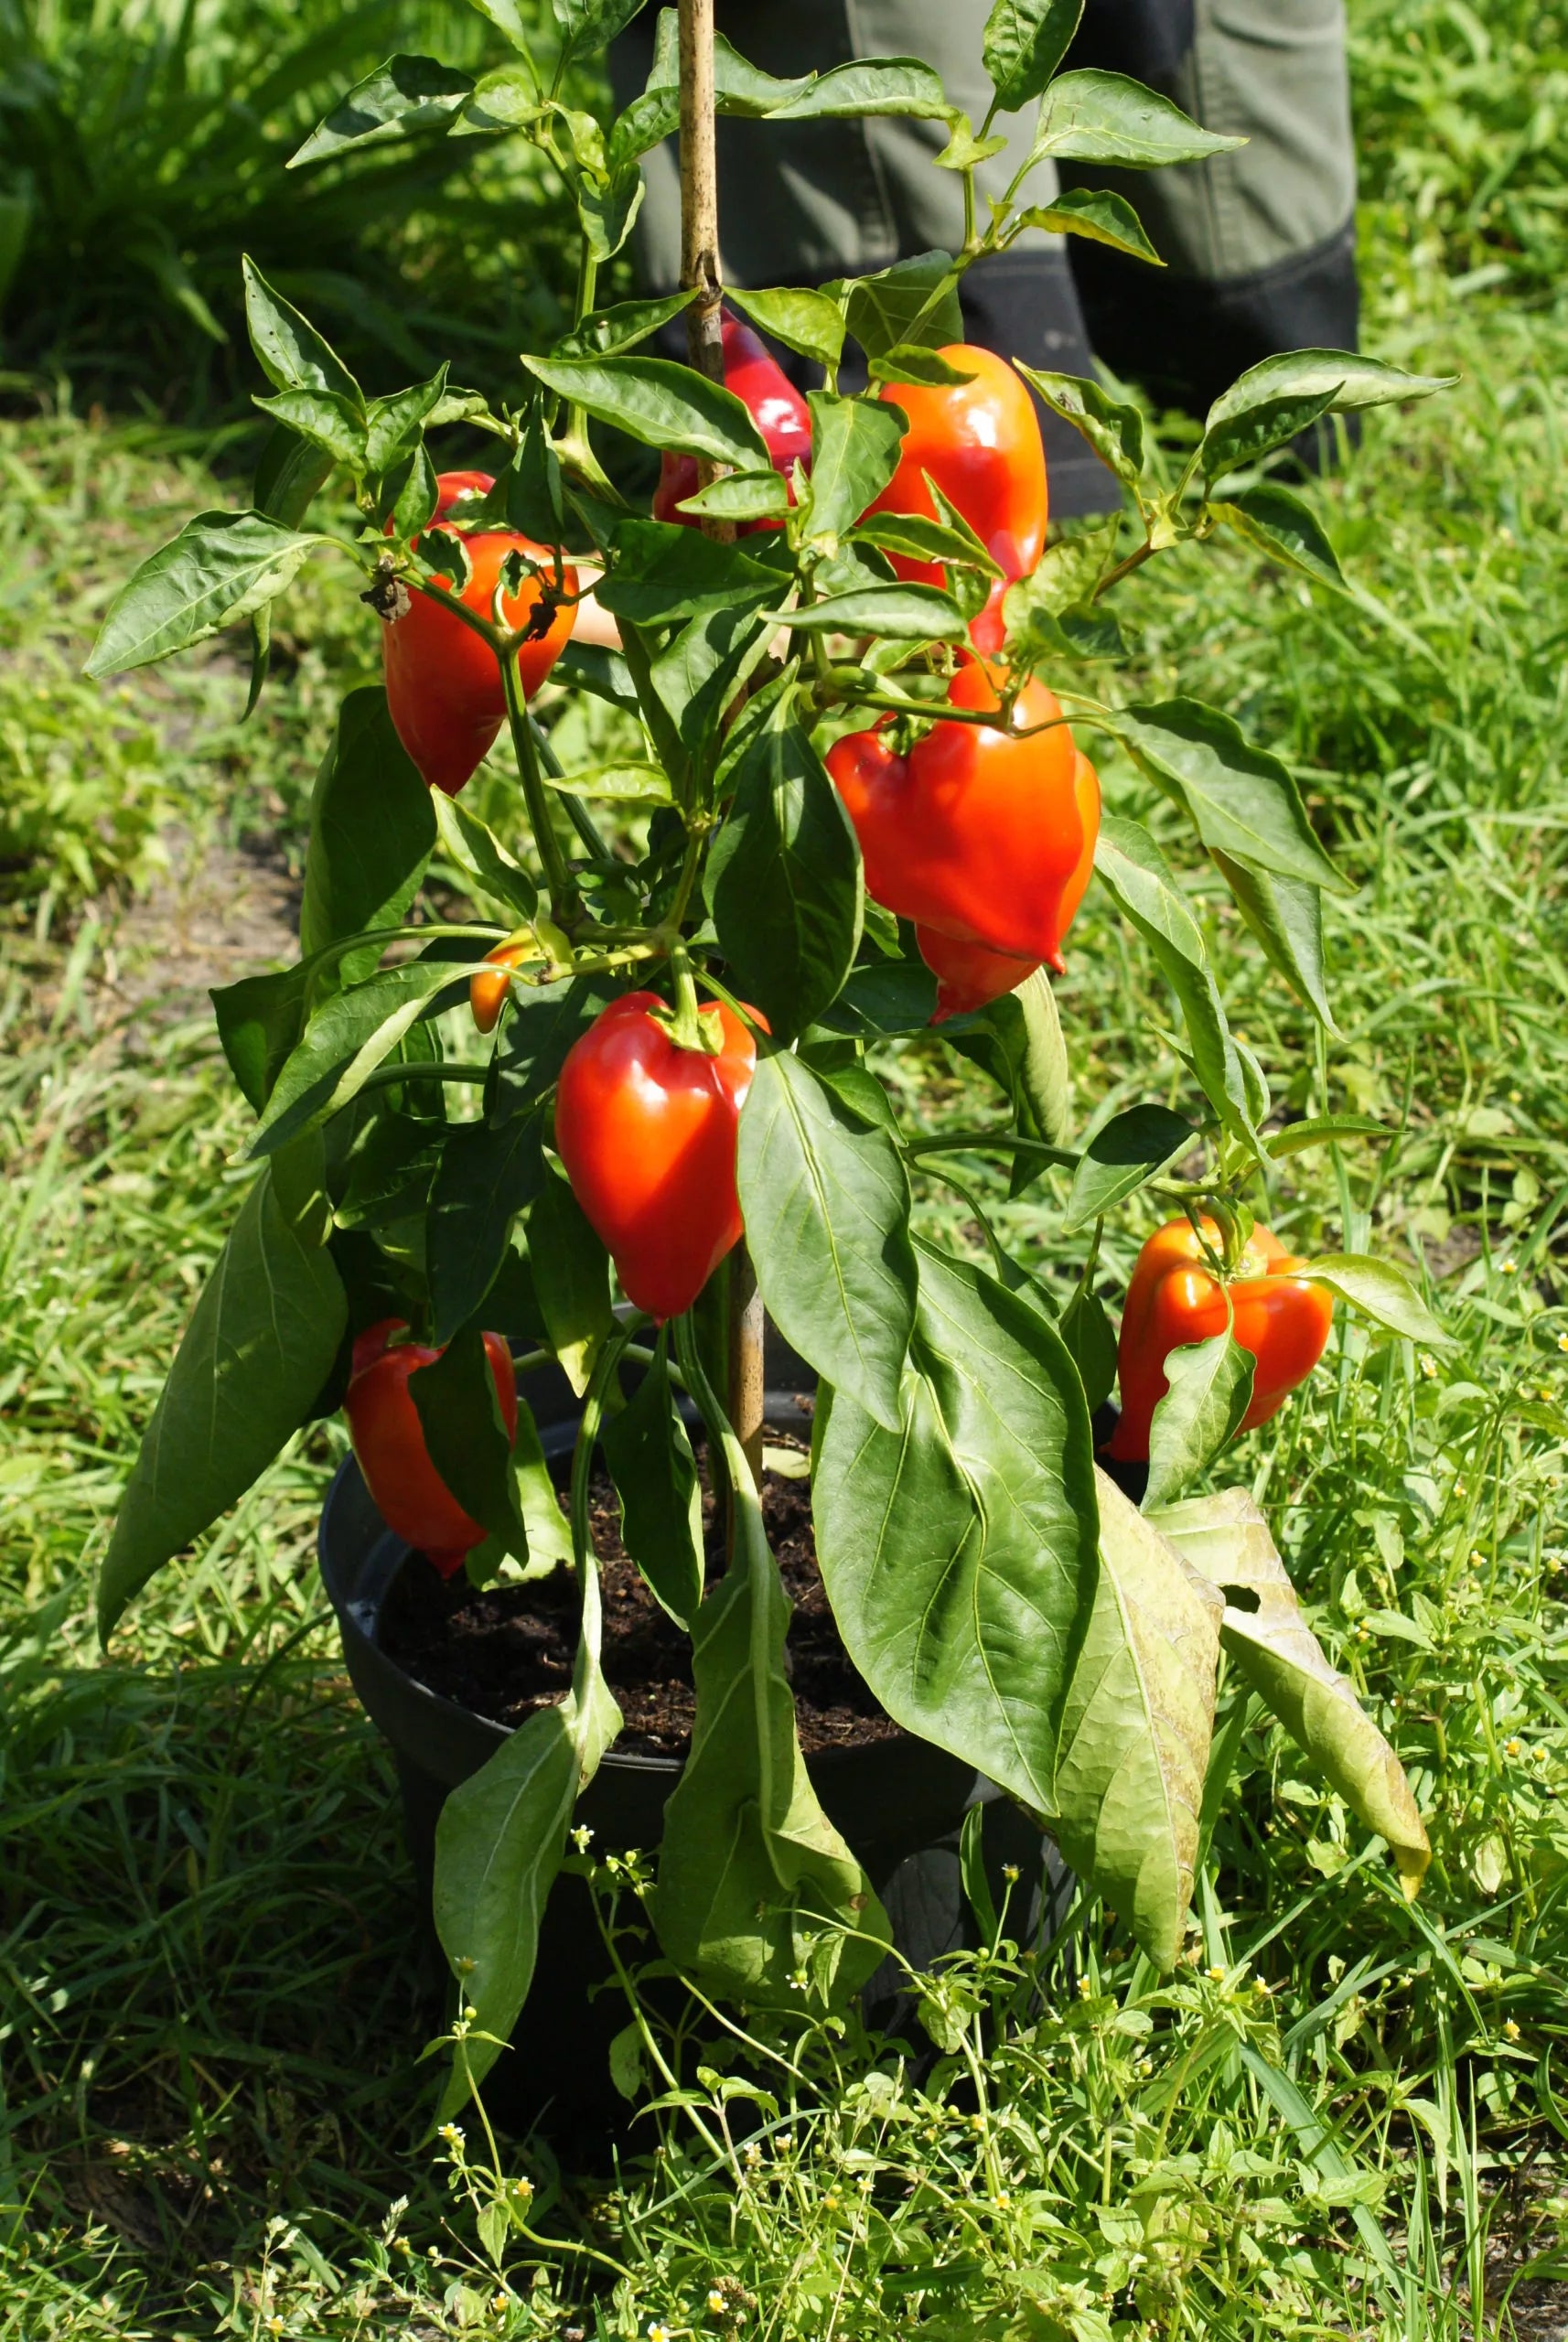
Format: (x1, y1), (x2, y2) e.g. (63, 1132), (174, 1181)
(1421, 1355), (1438, 1379)
(1253, 1977), (1272, 1996)
(823, 2190), (840, 2209)
(493, 2293), (511, 2315)
(1501, 1259), (1519, 1275)
(1534, 1746), (1548, 1763)
(1077, 1976), (1092, 1998)
(1207, 1964), (1227, 1983)
(510, 2175), (533, 2201)
(1505, 2020), (1521, 2042)
(1455, 1478), (1466, 1497)
(707, 2292), (726, 2316)
(1558, 1332), (1568, 1354)
(991, 2191), (1011, 2209)
(439, 2122), (464, 2147)
(1506, 1738), (1523, 1758)
(649, 2323), (671, 2342)
(1003, 1862), (1020, 1882)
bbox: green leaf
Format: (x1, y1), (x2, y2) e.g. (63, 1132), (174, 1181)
(726, 285), (846, 371)
(1301, 1253), (1454, 1348)
(602, 1338), (703, 1628)
(1065, 1103), (1195, 1232)
(254, 423), (335, 530)
(1203, 349), (1456, 436)
(1092, 818), (1255, 1146)
(839, 251), (963, 359)
(212, 963), (313, 1113)
(577, 166), (645, 264)
(434, 1553), (620, 2109)
(252, 387), (366, 471)
(1198, 386), (1338, 482)
(85, 510), (321, 678)
(983, 0), (1084, 112)
(553, 289), (693, 360)
(1051, 1470), (1222, 1967)
(737, 1052), (916, 1431)
(675, 471), (791, 523)
(551, 641), (639, 712)
(772, 58), (953, 121)
(547, 760), (674, 803)
(241, 257), (361, 405)
(1151, 1489), (1430, 1893)
(299, 687), (435, 991)
(1059, 1284), (1118, 1413)
(409, 1324), (528, 1559)
(247, 957), (471, 1158)
(814, 1240), (1101, 1813)
(528, 1166), (614, 1394)
(1119, 699), (1347, 896)
(1031, 70), (1245, 167)
(430, 791), (539, 922)
(652, 1395), (887, 2007)
(853, 510), (999, 574)
(1015, 365), (1144, 489)
(522, 355), (769, 469)
(596, 520), (783, 625)
(429, 1116), (547, 1345)
(555, 0), (648, 69)
(1212, 483), (1347, 589)
(489, 971), (626, 1122)
(1013, 966), (1073, 1148)
(1019, 185), (1162, 263)
(867, 344), (978, 389)
(706, 694), (864, 1042)
(773, 583), (967, 641)
(1209, 851), (1337, 1033)
(98, 1169), (347, 1638)
(289, 54), (476, 167)
(1142, 1331), (1256, 1510)
(334, 1103), (444, 1232)
(364, 367), (450, 477)
(455, 0), (541, 53)
(804, 392), (907, 542)
(1262, 1115), (1389, 1160)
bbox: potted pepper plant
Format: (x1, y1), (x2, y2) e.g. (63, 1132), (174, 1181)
(88, 0), (1451, 2120)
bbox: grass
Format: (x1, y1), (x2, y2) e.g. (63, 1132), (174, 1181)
(3, 0), (1568, 2330)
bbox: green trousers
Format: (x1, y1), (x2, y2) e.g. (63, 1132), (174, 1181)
(611, 1), (1359, 510)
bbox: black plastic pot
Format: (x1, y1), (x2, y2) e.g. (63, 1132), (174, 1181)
(318, 1333), (1066, 2142)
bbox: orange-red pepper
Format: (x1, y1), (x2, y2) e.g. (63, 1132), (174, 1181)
(344, 1319), (518, 1575)
(1105, 1219), (1334, 1463)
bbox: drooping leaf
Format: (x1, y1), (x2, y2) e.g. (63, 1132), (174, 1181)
(1142, 1331), (1256, 1511)
(1210, 850), (1337, 1032)
(299, 687), (435, 990)
(838, 251), (963, 360)
(289, 53), (476, 167)
(1212, 484), (1348, 589)
(247, 957), (470, 1158)
(983, 0), (1084, 113)
(1197, 386), (1339, 483)
(1016, 365), (1144, 489)
(428, 1115), (547, 1345)
(705, 693), (864, 1041)
(522, 354), (770, 469)
(434, 1555), (621, 2107)
(737, 1052), (916, 1431)
(774, 57), (953, 121)
(364, 367), (452, 478)
(1030, 70), (1245, 167)
(1092, 818), (1255, 1147)
(773, 583), (967, 641)
(675, 471), (791, 524)
(1065, 1103), (1196, 1233)
(1013, 966), (1073, 1148)
(602, 1338), (703, 1628)
(430, 790), (539, 922)
(410, 1323), (529, 1559)
(1262, 1116), (1389, 1161)
(814, 1240), (1101, 1813)
(212, 962), (314, 1114)
(85, 510), (322, 678)
(553, 289), (693, 359)
(653, 1389), (887, 2006)
(527, 1165), (614, 1394)
(98, 1168), (347, 1638)
(1302, 1253), (1453, 1348)
(1050, 1468), (1223, 1967)
(1018, 184), (1161, 263)
(1202, 349), (1456, 437)
(1058, 1283), (1119, 1413)
(1151, 1488), (1430, 1893)
(1120, 701), (1348, 894)
(804, 392), (908, 541)
(554, 0), (649, 70)
(726, 285), (846, 370)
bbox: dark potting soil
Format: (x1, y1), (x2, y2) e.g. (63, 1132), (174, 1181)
(378, 1438), (901, 1761)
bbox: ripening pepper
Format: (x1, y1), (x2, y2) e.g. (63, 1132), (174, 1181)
(653, 313), (811, 531)
(554, 991), (760, 1322)
(865, 344), (1047, 644)
(470, 940), (532, 1035)
(381, 469), (577, 798)
(1104, 1219), (1335, 1464)
(915, 749), (1101, 1016)
(827, 661), (1084, 968)
(345, 1318), (519, 1575)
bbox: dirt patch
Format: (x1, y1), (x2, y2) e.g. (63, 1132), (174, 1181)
(98, 827), (300, 1013)
(380, 1445), (900, 1760)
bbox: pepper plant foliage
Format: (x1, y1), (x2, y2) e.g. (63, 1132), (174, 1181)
(90, 0), (1451, 2095)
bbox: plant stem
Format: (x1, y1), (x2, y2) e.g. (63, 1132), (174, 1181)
(528, 712), (609, 861)
(501, 650), (579, 926)
(725, 1246), (767, 1535)
(356, 1060), (490, 1097)
(679, 0), (725, 394)
(905, 1130), (1079, 1172)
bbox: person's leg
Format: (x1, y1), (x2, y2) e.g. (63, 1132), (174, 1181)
(609, 0), (1120, 515)
(1059, 0), (1359, 424)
